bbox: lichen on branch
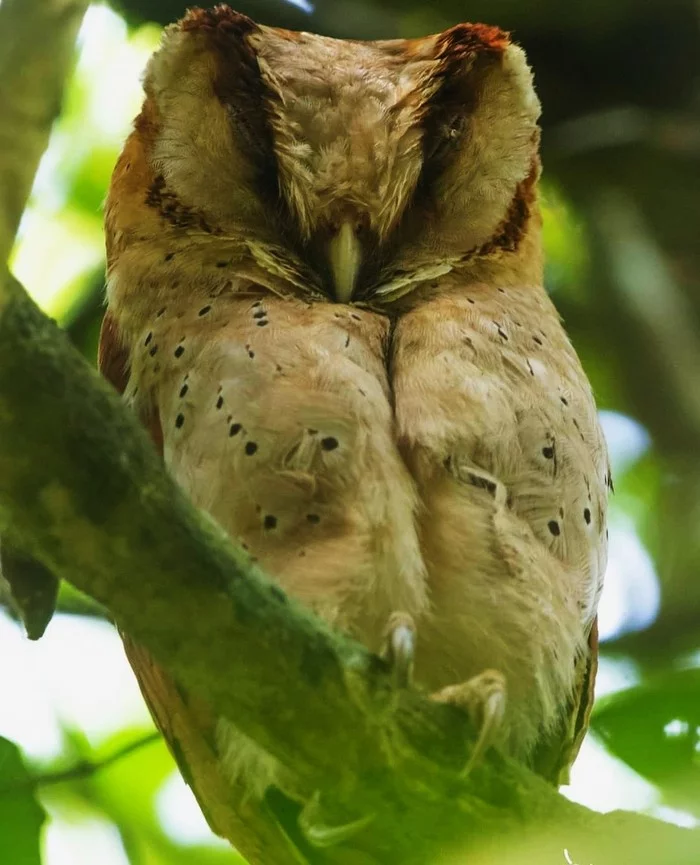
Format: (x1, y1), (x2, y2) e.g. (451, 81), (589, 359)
(0, 0), (699, 862)
(0, 0), (89, 266)
(0, 271), (699, 864)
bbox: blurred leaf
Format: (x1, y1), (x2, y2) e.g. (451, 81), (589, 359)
(61, 724), (100, 765)
(11, 208), (104, 322)
(0, 737), (46, 865)
(541, 179), (589, 299)
(45, 727), (241, 863)
(86, 727), (174, 820)
(611, 451), (660, 520)
(69, 145), (122, 216)
(592, 668), (700, 813)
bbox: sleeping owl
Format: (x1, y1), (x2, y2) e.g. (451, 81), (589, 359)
(100, 7), (609, 862)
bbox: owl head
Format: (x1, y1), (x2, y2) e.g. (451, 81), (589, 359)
(111, 6), (541, 303)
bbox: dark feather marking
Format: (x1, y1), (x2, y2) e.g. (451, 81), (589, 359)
(416, 17), (537, 262)
(181, 7), (279, 199)
(146, 175), (218, 233)
(420, 24), (509, 175)
(474, 158), (538, 258)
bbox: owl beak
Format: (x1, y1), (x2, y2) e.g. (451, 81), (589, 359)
(328, 221), (362, 303)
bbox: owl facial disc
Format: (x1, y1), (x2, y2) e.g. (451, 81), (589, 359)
(328, 221), (362, 303)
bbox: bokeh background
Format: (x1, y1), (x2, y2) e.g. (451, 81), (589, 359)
(1, 1), (700, 863)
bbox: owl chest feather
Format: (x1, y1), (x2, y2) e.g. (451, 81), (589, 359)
(392, 282), (608, 757)
(99, 11), (610, 847)
(121, 286), (427, 635)
(114, 275), (607, 771)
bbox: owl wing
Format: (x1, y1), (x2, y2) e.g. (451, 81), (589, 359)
(98, 312), (310, 865)
(531, 618), (599, 785)
(392, 285), (608, 782)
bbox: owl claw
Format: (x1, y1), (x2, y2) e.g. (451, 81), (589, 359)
(382, 617), (505, 775)
(299, 791), (375, 848)
(381, 611), (416, 688)
(431, 669), (507, 776)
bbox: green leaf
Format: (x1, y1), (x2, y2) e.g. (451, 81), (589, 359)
(0, 737), (47, 865)
(541, 178), (590, 300)
(69, 145), (122, 216)
(54, 727), (242, 863)
(592, 667), (700, 813)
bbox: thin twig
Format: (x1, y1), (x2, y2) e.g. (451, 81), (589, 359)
(0, 732), (161, 797)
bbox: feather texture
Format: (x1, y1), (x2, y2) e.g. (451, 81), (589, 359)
(101, 6), (609, 854)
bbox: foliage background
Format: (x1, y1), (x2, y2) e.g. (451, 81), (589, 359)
(1, 0), (699, 862)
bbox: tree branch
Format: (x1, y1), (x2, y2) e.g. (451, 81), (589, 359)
(0, 0), (89, 265)
(1, 273), (699, 864)
(0, 2), (698, 863)
(0, 732), (161, 796)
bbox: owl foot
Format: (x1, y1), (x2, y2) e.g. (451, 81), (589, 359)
(431, 669), (507, 776)
(381, 611), (416, 688)
(299, 790), (376, 849)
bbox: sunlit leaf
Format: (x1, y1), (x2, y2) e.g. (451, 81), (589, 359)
(592, 668), (700, 814)
(541, 179), (589, 299)
(48, 727), (242, 863)
(0, 737), (46, 865)
(11, 208), (104, 321)
(69, 145), (124, 216)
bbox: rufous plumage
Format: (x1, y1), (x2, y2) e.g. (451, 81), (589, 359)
(100, 7), (610, 862)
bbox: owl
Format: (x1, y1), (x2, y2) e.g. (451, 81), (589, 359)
(100, 7), (610, 863)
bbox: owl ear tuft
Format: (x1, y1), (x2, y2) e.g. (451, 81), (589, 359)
(434, 22), (511, 64)
(178, 5), (257, 37)
(384, 30), (541, 291)
(428, 23), (535, 121)
(140, 7), (275, 234)
(151, 5), (268, 158)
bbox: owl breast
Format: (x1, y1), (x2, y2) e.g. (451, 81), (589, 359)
(124, 287), (428, 639)
(120, 272), (607, 773)
(392, 282), (608, 757)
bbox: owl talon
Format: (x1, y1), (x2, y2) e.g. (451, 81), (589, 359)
(432, 669), (507, 776)
(299, 791), (375, 848)
(381, 611), (416, 688)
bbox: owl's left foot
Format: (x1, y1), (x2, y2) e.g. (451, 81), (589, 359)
(299, 790), (375, 849)
(381, 611), (416, 688)
(431, 670), (507, 776)
(382, 615), (505, 775)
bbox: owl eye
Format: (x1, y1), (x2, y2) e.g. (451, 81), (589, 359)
(442, 114), (468, 145)
(422, 109), (468, 170)
(327, 215), (368, 237)
(225, 103), (261, 152)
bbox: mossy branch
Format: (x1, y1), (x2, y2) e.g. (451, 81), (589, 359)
(0, 1), (698, 863)
(0, 0), (89, 267)
(1, 273), (699, 864)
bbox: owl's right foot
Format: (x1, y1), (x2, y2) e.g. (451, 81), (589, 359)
(431, 669), (507, 776)
(381, 611), (416, 688)
(382, 615), (506, 775)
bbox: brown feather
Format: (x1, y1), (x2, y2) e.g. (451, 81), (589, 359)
(98, 311), (130, 393)
(98, 312), (309, 864)
(101, 9), (609, 857)
(532, 619), (600, 785)
(121, 636), (308, 864)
